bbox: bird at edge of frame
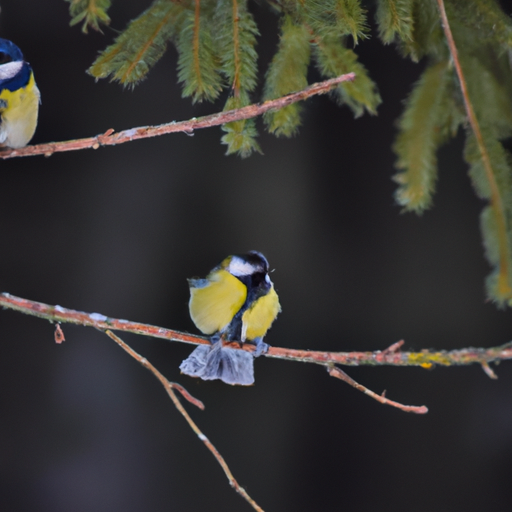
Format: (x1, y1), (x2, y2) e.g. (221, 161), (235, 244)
(0, 38), (40, 149)
(180, 251), (281, 386)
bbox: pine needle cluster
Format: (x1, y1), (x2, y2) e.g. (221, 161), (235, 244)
(385, 0), (512, 306)
(70, 0), (512, 306)
(83, 0), (380, 156)
(65, 0), (112, 33)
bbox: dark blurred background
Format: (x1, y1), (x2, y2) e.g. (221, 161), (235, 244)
(1, 1), (512, 511)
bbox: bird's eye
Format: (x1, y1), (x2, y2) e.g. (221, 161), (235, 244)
(0, 52), (12, 64)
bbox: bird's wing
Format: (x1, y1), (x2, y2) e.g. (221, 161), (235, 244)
(189, 269), (247, 335)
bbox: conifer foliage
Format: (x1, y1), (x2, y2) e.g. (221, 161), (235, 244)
(70, 0), (512, 307)
(387, 0), (512, 306)
(84, 0), (380, 155)
(65, 0), (112, 33)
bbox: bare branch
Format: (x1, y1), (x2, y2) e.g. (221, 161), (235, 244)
(0, 73), (355, 160)
(327, 366), (428, 414)
(2, 292), (511, 371)
(105, 330), (263, 511)
(480, 361), (498, 380)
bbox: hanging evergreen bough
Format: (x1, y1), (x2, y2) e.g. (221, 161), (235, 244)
(312, 34), (381, 117)
(77, 0), (512, 306)
(85, 0), (382, 154)
(65, 0), (112, 33)
(89, 0), (185, 85)
(215, 0), (261, 156)
(263, 16), (311, 137)
(375, 0), (414, 46)
(177, 0), (223, 103)
(393, 60), (464, 212)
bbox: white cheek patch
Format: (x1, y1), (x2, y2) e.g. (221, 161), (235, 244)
(228, 256), (259, 277)
(0, 61), (23, 81)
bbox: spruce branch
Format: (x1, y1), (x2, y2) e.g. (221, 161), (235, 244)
(177, 0), (223, 102)
(216, 0), (260, 156)
(88, 0), (183, 86)
(104, 330), (263, 512)
(375, 0), (414, 45)
(263, 16), (311, 137)
(312, 34), (381, 116)
(0, 73), (355, 160)
(393, 60), (462, 212)
(65, 0), (111, 33)
(230, 0), (242, 95)
(435, 0), (512, 303)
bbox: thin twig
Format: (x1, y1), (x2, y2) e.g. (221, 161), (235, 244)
(327, 366), (428, 414)
(480, 361), (498, 380)
(435, 0), (512, 299)
(104, 330), (204, 410)
(382, 339), (405, 354)
(104, 330), (263, 512)
(0, 73), (355, 160)
(1, 292), (511, 371)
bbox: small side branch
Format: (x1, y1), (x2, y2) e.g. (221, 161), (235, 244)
(0, 73), (355, 160)
(1, 292), (511, 370)
(327, 366), (428, 414)
(105, 330), (263, 512)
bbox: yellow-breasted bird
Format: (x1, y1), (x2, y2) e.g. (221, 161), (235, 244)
(180, 251), (281, 385)
(0, 39), (40, 148)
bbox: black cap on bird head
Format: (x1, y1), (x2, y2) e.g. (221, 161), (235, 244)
(0, 39), (32, 94)
(0, 39), (24, 63)
(242, 251), (269, 273)
(225, 251), (269, 278)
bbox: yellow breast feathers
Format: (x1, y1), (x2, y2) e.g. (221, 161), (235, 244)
(242, 285), (281, 341)
(0, 72), (40, 148)
(0, 39), (40, 148)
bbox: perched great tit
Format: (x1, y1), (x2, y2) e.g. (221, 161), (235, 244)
(0, 38), (40, 148)
(180, 251), (281, 385)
